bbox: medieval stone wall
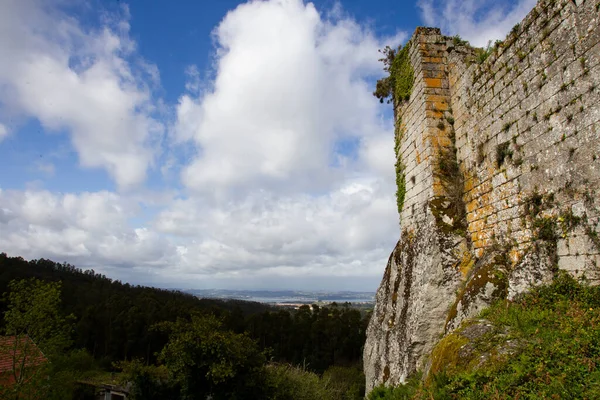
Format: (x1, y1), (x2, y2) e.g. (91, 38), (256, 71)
(450, 0), (600, 274)
(365, 0), (600, 393)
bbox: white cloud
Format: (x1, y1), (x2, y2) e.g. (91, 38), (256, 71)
(174, 0), (404, 197)
(0, 189), (178, 268)
(0, 183), (397, 289)
(154, 180), (397, 274)
(417, 0), (537, 47)
(0, 0), (163, 189)
(0, 0), (407, 290)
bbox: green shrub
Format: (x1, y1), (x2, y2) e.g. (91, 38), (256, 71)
(367, 374), (420, 399)
(322, 365), (365, 400)
(379, 272), (600, 399)
(265, 364), (332, 400)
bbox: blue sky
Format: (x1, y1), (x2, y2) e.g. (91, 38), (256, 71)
(0, 0), (535, 291)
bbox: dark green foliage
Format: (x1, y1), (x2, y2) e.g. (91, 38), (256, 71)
(396, 159), (407, 215)
(157, 314), (267, 400)
(373, 45), (414, 104)
(0, 279), (101, 400)
(2, 279), (74, 357)
(394, 124), (406, 215)
(381, 273), (600, 399)
(452, 35), (469, 47)
(265, 364), (365, 400)
(511, 23), (520, 36)
(0, 253), (273, 366)
(367, 373), (421, 399)
(247, 303), (369, 374)
(265, 364), (333, 400)
(0, 253), (369, 399)
(115, 360), (179, 400)
(532, 216), (557, 241)
(475, 41), (493, 64)
(322, 365), (365, 399)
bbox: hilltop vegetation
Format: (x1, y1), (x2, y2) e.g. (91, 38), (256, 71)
(369, 272), (600, 399)
(0, 253), (370, 399)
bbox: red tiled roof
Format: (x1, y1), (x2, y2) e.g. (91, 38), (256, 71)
(0, 335), (47, 375)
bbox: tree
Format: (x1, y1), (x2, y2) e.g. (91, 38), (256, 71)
(0, 278), (74, 399)
(157, 314), (267, 400)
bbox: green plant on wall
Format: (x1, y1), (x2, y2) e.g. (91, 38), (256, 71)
(373, 44), (413, 215)
(395, 124), (407, 215)
(396, 160), (406, 216)
(373, 44), (414, 105)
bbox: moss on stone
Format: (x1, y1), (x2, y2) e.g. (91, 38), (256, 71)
(396, 161), (406, 215)
(395, 124), (406, 215)
(428, 332), (469, 377)
(391, 45), (414, 104)
(373, 43), (414, 105)
(446, 251), (509, 330)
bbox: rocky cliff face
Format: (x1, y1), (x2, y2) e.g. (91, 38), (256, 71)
(365, 0), (600, 393)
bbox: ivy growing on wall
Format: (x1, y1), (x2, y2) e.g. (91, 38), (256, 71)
(373, 44), (414, 105)
(395, 123), (406, 215)
(374, 43), (413, 215)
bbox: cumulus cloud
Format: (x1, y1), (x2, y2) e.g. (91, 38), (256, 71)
(0, 0), (163, 189)
(155, 180), (397, 274)
(0, 183), (396, 289)
(174, 0), (403, 197)
(417, 0), (537, 47)
(0, 189), (177, 268)
(0, 0), (406, 290)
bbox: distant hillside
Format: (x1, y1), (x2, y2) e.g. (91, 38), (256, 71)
(0, 253), (370, 374)
(187, 288), (375, 304)
(0, 252), (273, 366)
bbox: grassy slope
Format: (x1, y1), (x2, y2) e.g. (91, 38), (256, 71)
(369, 272), (600, 399)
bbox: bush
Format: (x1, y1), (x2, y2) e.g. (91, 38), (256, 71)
(367, 374), (420, 399)
(378, 272), (600, 399)
(265, 364), (332, 400)
(322, 365), (365, 400)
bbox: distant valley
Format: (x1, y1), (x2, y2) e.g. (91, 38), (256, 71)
(184, 288), (375, 305)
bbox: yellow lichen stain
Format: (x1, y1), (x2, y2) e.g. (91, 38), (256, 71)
(433, 101), (449, 111)
(466, 200), (479, 213)
(454, 243), (475, 279)
(464, 175), (476, 193)
(432, 181), (445, 196)
(426, 109), (444, 119)
(509, 248), (523, 265)
(423, 56), (443, 63)
(416, 149), (421, 164)
(428, 332), (469, 378)
(469, 219), (485, 233)
(424, 77), (443, 88)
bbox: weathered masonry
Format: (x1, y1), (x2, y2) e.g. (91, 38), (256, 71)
(364, 0), (600, 392)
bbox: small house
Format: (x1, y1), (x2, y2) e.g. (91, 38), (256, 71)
(0, 335), (48, 386)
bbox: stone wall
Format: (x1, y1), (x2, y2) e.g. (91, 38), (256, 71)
(365, 0), (600, 393)
(451, 0), (600, 274)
